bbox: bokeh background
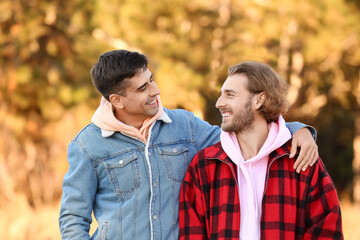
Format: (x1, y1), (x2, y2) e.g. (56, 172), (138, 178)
(1, 0), (359, 239)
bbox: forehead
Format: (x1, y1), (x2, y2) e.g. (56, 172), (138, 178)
(221, 74), (248, 92)
(126, 68), (152, 89)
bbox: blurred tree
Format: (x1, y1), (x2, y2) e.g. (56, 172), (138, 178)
(0, 0), (101, 208)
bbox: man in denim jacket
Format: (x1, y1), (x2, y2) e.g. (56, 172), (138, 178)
(59, 50), (318, 240)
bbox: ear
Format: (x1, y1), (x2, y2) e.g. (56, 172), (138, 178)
(109, 94), (124, 109)
(254, 92), (266, 110)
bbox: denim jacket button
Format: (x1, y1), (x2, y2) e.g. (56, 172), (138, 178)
(172, 149), (177, 153)
(148, 152), (151, 156)
(119, 160), (124, 165)
(153, 182), (157, 188)
(153, 215), (158, 220)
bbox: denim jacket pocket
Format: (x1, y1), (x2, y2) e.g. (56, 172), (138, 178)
(158, 144), (189, 182)
(103, 151), (141, 200)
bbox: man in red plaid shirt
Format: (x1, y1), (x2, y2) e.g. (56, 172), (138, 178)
(179, 61), (343, 239)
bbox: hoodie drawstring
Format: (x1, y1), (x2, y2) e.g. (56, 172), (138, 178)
(238, 162), (259, 220)
(249, 163), (259, 219)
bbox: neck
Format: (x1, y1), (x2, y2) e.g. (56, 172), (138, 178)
(114, 109), (144, 129)
(236, 117), (269, 160)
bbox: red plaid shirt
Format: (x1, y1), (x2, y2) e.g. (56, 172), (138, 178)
(179, 141), (343, 239)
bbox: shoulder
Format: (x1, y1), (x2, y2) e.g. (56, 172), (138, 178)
(186, 141), (223, 177)
(191, 141), (226, 164)
(163, 108), (218, 131)
(73, 123), (101, 142)
(204, 141), (225, 157)
(270, 139), (292, 159)
(164, 108), (194, 119)
(69, 124), (105, 152)
(163, 108), (201, 129)
(268, 140), (296, 172)
(269, 140), (324, 177)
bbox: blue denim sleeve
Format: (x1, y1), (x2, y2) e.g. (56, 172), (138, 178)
(59, 140), (97, 240)
(285, 121), (317, 140)
(191, 113), (221, 151)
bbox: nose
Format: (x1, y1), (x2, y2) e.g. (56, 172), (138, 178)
(150, 81), (160, 96)
(215, 95), (223, 109)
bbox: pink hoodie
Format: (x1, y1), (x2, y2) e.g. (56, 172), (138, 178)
(220, 115), (291, 240)
(91, 96), (164, 142)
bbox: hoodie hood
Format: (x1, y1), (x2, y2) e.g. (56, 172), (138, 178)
(91, 96), (167, 142)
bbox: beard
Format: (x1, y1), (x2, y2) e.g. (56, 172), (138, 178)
(221, 99), (255, 133)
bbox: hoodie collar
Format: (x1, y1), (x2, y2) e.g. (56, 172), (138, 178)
(100, 111), (172, 138)
(220, 115), (291, 164)
(91, 96), (171, 141)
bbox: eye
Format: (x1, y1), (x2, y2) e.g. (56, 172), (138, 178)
(137, 84), (147, 92)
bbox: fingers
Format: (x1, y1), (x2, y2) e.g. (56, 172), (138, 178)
(293, 144), (319, 173)
(309, 147), (319, 167)
(300, 152), (314, 172)
(294, 145), (310, 173)
(303, 144), (318, 170)
(290, 128), (319, 173)
(289, 138), (297, 159)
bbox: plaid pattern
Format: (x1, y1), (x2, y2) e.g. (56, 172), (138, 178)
(179, 141), (343, 240)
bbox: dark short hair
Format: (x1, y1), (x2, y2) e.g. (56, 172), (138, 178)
(228, 61), (289, 122)
(90, 50), (148, 101)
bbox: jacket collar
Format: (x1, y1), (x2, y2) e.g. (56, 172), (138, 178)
(268, 140), (292, 160)
(205, 141), (233, 164)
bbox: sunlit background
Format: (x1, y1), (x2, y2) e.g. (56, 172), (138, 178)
(0, 0), (359, 239)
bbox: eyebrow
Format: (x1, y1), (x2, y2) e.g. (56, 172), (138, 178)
(136, 74), (153, 91)
(221, 89), (236, 94)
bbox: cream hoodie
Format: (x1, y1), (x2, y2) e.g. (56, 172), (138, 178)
(220, 115), (291, 240)
(91, 96), (165, 142)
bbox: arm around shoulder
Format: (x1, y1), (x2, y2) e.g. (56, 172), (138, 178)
(286, 121), (319, 172)
(59, 140), (98, 240)
(285, 121), (317, 140)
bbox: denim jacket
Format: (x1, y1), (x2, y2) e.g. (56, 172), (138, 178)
(59, 108), (314, 240)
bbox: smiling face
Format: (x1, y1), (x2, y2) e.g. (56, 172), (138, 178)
(110, 68), (160, 128)
(215, 73), (256, 133)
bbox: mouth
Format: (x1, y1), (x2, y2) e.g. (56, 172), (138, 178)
(219, 109), (232, 119)
(146, 99), (157, 106)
